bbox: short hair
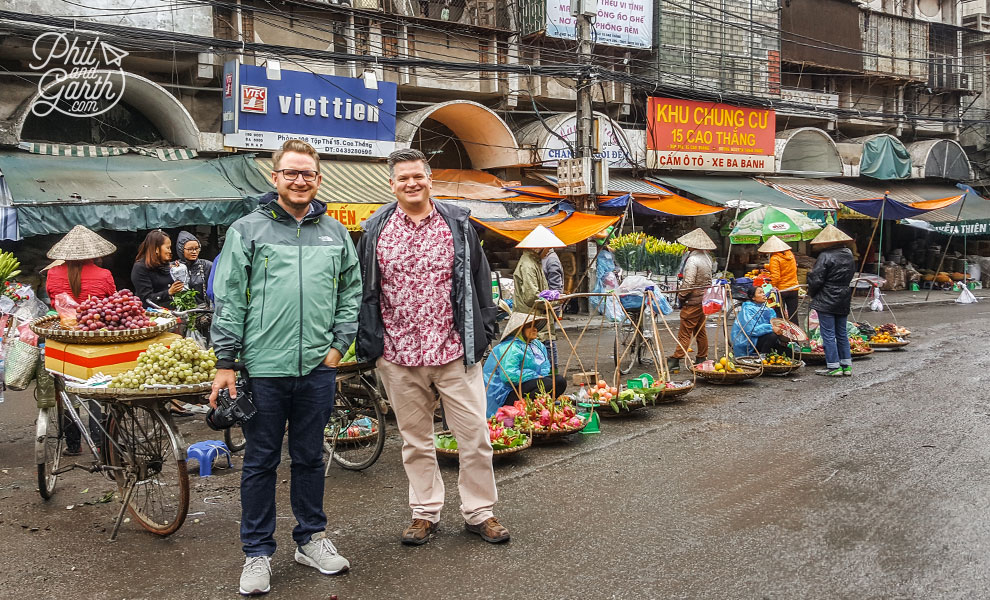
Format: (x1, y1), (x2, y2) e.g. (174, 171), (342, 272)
(273, 139), (320, 171)
(136, 229), (169, 268)
(387, 148), (431, 178)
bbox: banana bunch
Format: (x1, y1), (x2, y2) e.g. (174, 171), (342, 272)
(0, 251), (21, 282)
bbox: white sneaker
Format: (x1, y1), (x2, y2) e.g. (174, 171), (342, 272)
(239, 556), (272, 596)
(295, 532), (350, 575)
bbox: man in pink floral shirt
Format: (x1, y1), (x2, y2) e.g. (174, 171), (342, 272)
(355, 149), (506, 546)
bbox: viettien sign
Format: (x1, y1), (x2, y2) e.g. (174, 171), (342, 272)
(222, 62), (397, 157)
(546, 0), (652, 50)
(540, 113), (636, 169)
(646, 97), (776, 173)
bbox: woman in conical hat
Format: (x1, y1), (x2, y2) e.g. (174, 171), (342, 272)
(45, 225), (117, 304)
(758, 235), (799, 323)
(807, 225), (856, 377)
(668, 228), (716, 374)
(482, 312), (566, 417)
(512, 225), (564, 316)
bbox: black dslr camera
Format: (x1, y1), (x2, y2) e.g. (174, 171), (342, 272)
(205, 378), (257, 430)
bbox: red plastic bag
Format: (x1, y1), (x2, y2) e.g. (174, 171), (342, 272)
(54, 292), (79, 329)
(701, 285), (725, 315)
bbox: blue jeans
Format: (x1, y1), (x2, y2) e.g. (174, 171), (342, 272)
(241, 365), (336, 557)
(818, 312), (852, 369)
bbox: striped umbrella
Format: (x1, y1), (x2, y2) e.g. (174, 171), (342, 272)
(728, 206), (822, 244)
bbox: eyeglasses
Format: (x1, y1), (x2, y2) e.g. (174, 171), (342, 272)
(275, 169), (319, 182)
(185, 246), (201, 252)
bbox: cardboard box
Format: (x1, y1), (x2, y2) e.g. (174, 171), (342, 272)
(570, 371), (600, 386)
(45, 332), (181, 380)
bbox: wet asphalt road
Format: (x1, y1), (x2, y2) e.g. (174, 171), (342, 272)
(1, 302), (989, 600)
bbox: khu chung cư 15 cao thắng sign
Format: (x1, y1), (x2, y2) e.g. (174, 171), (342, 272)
(222, 62), (397, 157)
(646, 97), (776, 173)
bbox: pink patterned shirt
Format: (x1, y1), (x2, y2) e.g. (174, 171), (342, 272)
(376, 205), (464, 366)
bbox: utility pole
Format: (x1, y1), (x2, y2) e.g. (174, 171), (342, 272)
(573, 0), (597, 212)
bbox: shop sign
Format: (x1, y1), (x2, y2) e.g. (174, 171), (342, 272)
(222, 62), (397, 157)
(545, 0), (653, 50)
(930, 221), (990, 236)
(646, 97), (776, 173)
(778, 88), (839, 117)
(325, 203), (383, 231)
(541, 114), (635, 169)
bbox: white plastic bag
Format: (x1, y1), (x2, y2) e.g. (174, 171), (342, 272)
(869, 288), (883, 312)
(956, 286), (978, 304)
(170, 261), (189, 285)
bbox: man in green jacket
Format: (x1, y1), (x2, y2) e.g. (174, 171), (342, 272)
(210, 140), (361, 596)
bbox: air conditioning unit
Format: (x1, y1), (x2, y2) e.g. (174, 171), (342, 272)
(949, 72), (971, 90)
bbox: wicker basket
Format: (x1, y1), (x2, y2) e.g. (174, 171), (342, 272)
(654, 381), (695, 402)
(65, 381), (212, 402)
(598, 399), (647, 417)
(527, 420), (588, 439)
(434, 430), (531, 458)
(800, 348), (873, 364)
(868, 340), (910, 349)
(737, 356), (805, 376)
(31, 313), (176, 344)
(329, 417), (380, 445)
(691, 363), (762, 384)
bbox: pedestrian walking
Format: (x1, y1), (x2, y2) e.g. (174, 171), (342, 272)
(668, 228), (716, 373)
(806, 225), (856, 377)
(513, 225), (563, 316)
(355, 148), (507, 547)
(759, 235), (799, 323)
(210, 139), (362, 596)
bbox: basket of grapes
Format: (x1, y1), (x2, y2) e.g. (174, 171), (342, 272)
(65, 338), (218, 401)
(31, 290), (175, 344)
(737, 353), (804, 376)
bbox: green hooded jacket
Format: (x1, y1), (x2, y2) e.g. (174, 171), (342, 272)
(211, 198), (362, 377)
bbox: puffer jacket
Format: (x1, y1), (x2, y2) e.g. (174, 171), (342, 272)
(807, 246), (855, 315)
(768, 250), (799, 291)
(210, 198), (362, 377)
(355, 200), (497, 367)
(678, 251), (714, 306)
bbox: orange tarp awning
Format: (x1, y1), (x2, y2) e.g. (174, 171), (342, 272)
(638, 197), (725, 216)
(474, 211), (620, 246)
(910, 195), (964, 211)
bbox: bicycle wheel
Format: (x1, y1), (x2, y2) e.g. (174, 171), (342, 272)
(224, 423), (246, 453)
(36, 405), (63, 500)
(613, 325), (638, 375)
(325, 377), (385, 471)
(106, 404), (189, 536)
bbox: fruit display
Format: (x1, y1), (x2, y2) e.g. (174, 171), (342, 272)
(743, 268), (769, 279)
(495, 395), (587, 432)
(109, 338), (218, 389)
(868, 332), (898, 344)
(696, 356), (745, 373)
(762, 352), (797, 367)
(0, 250), (22, 282)
(74, 289), (152, 331)
(849, 337), (872, 353)
(875, 323), (910, 337)
(435, 419), (529, 452)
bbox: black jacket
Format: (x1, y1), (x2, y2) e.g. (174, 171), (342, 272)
(807, 246), (855, 315)
(176, 230), (212, 304)
(355, 201), (497, 367)
(131, 259), (174, 308)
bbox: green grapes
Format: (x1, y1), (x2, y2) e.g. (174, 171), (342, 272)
(109, 339), (218, 389)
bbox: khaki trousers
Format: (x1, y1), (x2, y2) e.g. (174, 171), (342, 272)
(671, 304), (708, 360)
(376, 357), (498, 526)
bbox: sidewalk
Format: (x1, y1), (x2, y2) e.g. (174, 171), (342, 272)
(551, 287), (990, 332)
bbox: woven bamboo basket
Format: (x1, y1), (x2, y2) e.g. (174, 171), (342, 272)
(328, 417), (380, 445)
(65, 381), (212, 401)
(867, 339), (910, 349)
(737, 356), (805, 376)
(691, 363), (762, 384)
(653, 381), (695, 402)
(598, 399), (647, 417)
(434, 431), (531, 458)
(801, 348), (874, 364)
(31, 313), (175, 344)
(527, 419), (588, 439)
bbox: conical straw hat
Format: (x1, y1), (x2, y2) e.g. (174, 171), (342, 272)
(758, 235), (791, 253)
(47, 225), (116, 260)
(516, 225), (565, 249)
(500, 312), (548, 341)
(809, 224), (853, 246)
(676, 228), (716, 251)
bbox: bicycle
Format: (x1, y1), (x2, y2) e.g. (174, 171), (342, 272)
(324, 361), (387, 473)
(37, 375), (191, 540)
(612, 285), (671, 375)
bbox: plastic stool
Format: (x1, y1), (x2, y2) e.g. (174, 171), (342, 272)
(186, 440), (232, 477)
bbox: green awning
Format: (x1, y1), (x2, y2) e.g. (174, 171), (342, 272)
(648, 175), (819, 212)
(0, 152), (271, 237)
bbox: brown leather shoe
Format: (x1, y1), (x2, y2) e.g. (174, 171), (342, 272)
(465, 517), (510, 543)
(400, 519), (438, 546)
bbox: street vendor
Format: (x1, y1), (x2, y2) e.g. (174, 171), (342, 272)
(131, 229), (184, 308)
(759, 235), (799, 324)
(45, 225), (117, 304)
(512, 225), (564, 316)
(483, 313), (565, 417)
(590, 225), (620, 316)
(174, 230), (212, 305)
(668, 228), (715, 373)
(807, 225), (856, 377)
(730, 286), (789, 357)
